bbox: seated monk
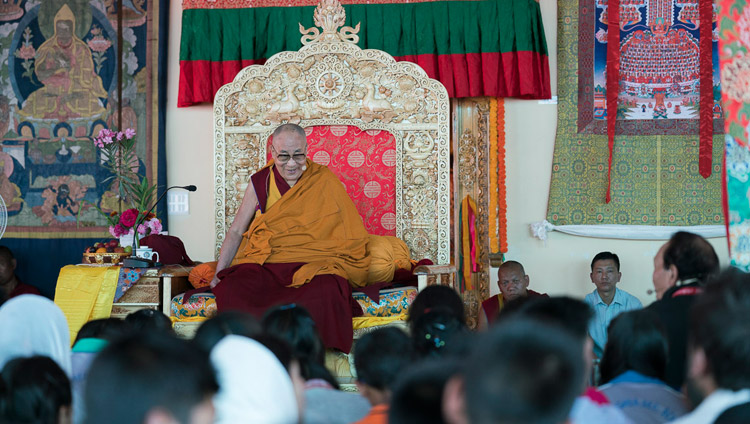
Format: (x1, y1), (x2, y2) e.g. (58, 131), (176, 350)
(0, 246), (41, 302)
(478, 261), (548, 330)
(210, 124), (370, 353)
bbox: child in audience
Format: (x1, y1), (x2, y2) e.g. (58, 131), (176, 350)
(411, 307), (468, 359)
(353, 327), (415, 424)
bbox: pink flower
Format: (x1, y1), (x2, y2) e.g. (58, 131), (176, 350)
(87, 36), (112, 53)
(119, 208), (138, 227)
(116, 131), (124, 141)
(147, 218), (162, 235)
(125, 128), (136, 139)
(15, 44), (36, 60)
(109, 224), (127, 238)
(137, 223), (148, 235)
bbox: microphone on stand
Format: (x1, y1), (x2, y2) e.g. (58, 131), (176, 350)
(122, 185), (197, 268)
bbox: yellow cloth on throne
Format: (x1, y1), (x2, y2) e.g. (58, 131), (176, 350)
(231, 160), (371, 288)
(54, 265), (119, 344)
(21, 4), (107, 119)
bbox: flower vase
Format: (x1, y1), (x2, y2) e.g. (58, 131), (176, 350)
(119, 233), (141, 249)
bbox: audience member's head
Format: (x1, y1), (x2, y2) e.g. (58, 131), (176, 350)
(0, 246), (17, 290)
(354, 327), (414, 407)
(497, 261), (531, 302)
(686, 270), (750, 406)
(599, 309), (668, 385)
(84, 332), (218, 424)
(192, 311), (262, 352)
(500, 296), (594, 381)
(211, 335), (299, 424)
(408, 285), (465, 329)
(0, 295), (71, 376)
(0, 356), (71, 424)
(389, 359), (460, 424)
(262, 304), (336, 387)
(411, 307), (467, 359)
(590, 251), (622, 296)
(444, 318), (584, 424)
(124, 308), (174, 335)
(652, 231), (719, 299)
(73, 318), (127, 346)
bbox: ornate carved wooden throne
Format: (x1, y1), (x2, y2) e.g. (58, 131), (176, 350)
(212, 0), (454, 298)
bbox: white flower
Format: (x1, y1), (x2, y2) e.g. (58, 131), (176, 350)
(123, 51), (138, 75)
(122, 27), (137, 47)
(0, 23), (18, 39)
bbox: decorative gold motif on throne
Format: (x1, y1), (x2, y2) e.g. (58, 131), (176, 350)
(265, 86), (302, 123)
(300, 0), (360, 45)
(458, 129), (478, 191)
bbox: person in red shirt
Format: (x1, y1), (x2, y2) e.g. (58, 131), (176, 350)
(0, 246), (40, 302)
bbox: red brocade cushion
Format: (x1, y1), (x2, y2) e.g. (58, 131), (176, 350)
(268, 125), (396, 236)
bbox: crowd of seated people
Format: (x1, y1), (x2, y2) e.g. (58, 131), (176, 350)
(1, 230), (749, 424)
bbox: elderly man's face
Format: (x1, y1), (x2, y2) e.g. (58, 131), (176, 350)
(498, 266), (529, 302)
(271, 130), (307, 183)
(652, 243), (677, 300)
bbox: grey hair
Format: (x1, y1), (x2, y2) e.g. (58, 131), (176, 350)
(272, 123), (307, 141)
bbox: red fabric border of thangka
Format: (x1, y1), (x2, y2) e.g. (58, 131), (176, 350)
(178, 51), (551, 106)
(605, 0), (620, 204)
(182, 0), (444, 8)
(698, 0), (713, 178)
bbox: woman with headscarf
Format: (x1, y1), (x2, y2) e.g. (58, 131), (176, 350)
(0, 295), (71, 376)
(211, 335), (301, 424)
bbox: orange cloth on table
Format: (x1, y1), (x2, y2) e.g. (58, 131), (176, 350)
(230, 160), (371, 288)
(353, 404), (388, 424)
(188, 262), (217, 289)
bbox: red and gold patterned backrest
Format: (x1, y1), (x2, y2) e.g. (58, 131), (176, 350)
(267, 125), (397, 236)
(213, 0), (450, 264)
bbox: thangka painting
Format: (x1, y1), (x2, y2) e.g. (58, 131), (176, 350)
(580, 0), (722, 133)
(717, 0), (750, 270)
(0, 0), (167, 294)
(547, 0), (723, 226)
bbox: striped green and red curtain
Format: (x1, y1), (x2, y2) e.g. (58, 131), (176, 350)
(178, 0), (550, 106)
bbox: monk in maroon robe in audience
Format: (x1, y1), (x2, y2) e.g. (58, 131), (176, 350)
(210, 124), (370, 352)
(0, 246), (41, 302)
(478, 260), (548, 329)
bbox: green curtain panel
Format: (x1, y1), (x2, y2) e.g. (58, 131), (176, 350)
(547, 0), (723, 226)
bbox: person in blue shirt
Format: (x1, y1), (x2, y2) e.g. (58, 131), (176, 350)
(584, 251), (643, 358)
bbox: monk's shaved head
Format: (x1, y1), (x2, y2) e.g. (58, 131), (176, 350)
(272, 124), (307, 142)
(499, 260), (525, 276)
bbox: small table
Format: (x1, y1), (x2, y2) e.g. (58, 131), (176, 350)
(111, 265), (193, 318)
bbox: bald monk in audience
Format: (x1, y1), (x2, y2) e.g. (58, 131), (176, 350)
(209, 124), (370, 353)
(478, 261), (548, 330)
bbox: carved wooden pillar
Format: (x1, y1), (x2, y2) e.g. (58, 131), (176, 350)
(452, 98), (491, 329)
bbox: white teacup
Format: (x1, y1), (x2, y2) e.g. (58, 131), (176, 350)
(135, 246), (159, 262)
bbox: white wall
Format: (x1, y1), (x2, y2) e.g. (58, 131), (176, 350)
(165, 1), (728, 307)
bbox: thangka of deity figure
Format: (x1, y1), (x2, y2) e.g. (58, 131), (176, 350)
(18, 4), (108, 121)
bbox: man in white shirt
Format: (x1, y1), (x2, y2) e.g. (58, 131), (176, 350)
(584, 252), (643, 357)
(669, 271), (750, 423)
